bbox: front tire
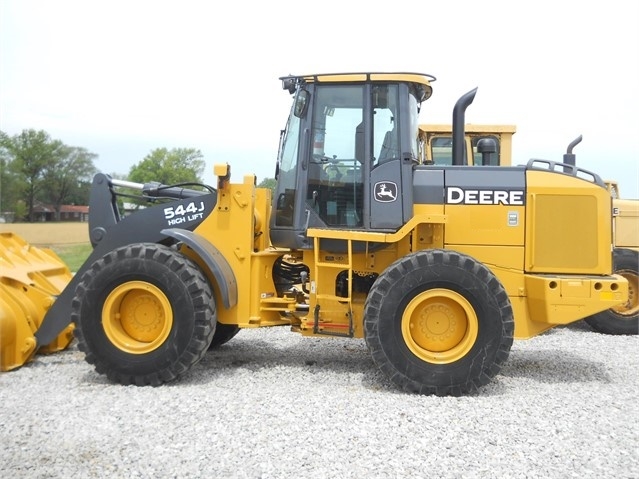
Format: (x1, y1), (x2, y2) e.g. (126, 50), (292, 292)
(364, 249), (514, 396)
(72, 243), (216, 386)
(584, 248), (638, 335)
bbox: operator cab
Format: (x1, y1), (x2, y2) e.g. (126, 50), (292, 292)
(270, 72), (435, 250)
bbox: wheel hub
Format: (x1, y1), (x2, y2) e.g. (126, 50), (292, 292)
(119, 291), (166, 340)
(416, 303), (460, 342)
(402, 288), (479, 364)
(103, 281), (173, 354)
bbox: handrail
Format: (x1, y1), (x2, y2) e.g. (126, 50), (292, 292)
(526, 159), (606, 188)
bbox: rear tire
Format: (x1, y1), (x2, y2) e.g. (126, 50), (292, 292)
(584, 248), (638, 335)
(364, 249), (514, 396)
(72, 243), (216, 386)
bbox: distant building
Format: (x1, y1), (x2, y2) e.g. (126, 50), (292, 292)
(32, 203), (89, 222)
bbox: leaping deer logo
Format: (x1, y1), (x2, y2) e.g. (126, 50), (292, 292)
(374, 181), (398, 202)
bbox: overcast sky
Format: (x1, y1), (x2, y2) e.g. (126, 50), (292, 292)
(1, 0), (638, 197)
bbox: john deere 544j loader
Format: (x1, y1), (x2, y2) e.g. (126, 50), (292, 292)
(0, 72), (631, 395)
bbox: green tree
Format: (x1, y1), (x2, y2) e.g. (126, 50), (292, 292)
(64, 178), (93, 206)
(43, 146), (97, 220)
(1, 129), (64, 221)
(128, 148), (205, 185)
(0, 132), (25, 220)
(0, 156), (24, 221)
(257, 177), (277, 194)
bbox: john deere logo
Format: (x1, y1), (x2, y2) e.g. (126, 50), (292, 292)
(374, 182), (397, 202)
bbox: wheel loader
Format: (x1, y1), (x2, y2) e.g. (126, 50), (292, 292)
(418, 123), (638, 335)
(0, 72), (631, 395)
(418, 122), (517, 167)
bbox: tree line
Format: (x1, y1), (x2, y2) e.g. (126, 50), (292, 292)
(0, 129), (212, 222)
(0, 129), (97, 221)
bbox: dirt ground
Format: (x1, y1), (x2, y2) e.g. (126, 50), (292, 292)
(0, 222), (90, 246)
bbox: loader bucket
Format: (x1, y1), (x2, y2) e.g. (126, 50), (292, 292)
(0, 232), (75, 371)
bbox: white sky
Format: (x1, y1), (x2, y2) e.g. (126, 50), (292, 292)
(1, 0), (638, 197)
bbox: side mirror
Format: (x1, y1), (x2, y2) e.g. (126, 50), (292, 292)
(294, 90), (310, 117)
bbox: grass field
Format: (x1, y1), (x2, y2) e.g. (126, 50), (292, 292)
(0, 222), (90, 245)
(50, 243), (93, 272)
(0, 222), (92, 271)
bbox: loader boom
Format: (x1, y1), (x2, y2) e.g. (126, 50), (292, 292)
(34, 174), (219, 347)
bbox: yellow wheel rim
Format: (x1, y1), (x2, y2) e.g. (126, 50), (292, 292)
(102, 281), (173, 354)
(401, 288), (479, 364)
(612, 270), (639, 317)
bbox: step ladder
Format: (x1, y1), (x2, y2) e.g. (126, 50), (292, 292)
(311, 235), (354, 337)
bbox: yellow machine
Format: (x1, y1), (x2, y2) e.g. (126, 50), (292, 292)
(419, 123), (517, 166)
(606, 180), (639, 252)
(0, 72), (632, 395)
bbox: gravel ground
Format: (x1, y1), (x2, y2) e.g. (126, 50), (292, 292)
(1, 321), (637, 479)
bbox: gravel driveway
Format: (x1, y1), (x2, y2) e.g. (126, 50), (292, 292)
(1, 321), (637, 479)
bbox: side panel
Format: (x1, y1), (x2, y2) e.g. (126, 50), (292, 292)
(525, 170), (613, 274)
(443, 167), (526, 247)
(370, 159), (404, 228)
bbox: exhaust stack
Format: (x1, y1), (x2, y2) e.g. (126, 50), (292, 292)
(452, 88), (478, 166)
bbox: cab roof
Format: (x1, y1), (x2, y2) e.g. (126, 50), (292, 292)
(281, 72), (435, 84)
(280, 72), (436, 101)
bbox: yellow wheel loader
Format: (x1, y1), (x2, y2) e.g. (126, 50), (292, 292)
(419, 123), (517, 167)
(419, 123), (638, 335)
(0, 72), (631, 395)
